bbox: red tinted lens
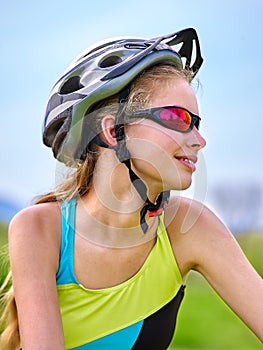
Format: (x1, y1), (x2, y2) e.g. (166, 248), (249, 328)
(159, 107), (191, 131)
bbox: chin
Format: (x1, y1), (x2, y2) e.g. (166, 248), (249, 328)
(164, 180), (192, 193)
(173, 177), (193, 191)
(181, 183), (192, 190)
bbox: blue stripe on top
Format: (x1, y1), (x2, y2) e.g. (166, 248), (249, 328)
(72, 321), (144, 350)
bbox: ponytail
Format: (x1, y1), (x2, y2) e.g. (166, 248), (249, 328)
(0, 242), (20, 350)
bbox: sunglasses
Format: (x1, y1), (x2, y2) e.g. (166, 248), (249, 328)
(125, 105), (201, 133)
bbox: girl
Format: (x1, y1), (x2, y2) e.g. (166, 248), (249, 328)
(1, 28), (263, 349)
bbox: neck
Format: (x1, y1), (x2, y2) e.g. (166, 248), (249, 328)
(74, 149), (162, 245)
(92, 150), (145, 219)
(75, 193), (159, 248)
(92, 149), (163, 214)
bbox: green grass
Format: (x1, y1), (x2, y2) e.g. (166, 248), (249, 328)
(236, 232), (263, 277)
(0, 222), (8, 244)
(0, 223), (9, 334)
(0, 222), (9, 286)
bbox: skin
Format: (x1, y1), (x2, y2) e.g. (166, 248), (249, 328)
(9, 77), (263, 349)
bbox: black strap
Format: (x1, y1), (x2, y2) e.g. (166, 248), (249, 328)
(140, 191), (170, 233)
(123, 158), (170, 233)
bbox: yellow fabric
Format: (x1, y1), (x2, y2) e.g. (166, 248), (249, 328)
(57, 214), (182, 349)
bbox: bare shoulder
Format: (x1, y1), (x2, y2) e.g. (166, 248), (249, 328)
(11, 200), (59, 221)
(9, 202), (65, 347)
(164, 196), (236, 277)
(9, 201), (62, 272)
(165, 196), (229, 234)
(9, 201), (61, 240)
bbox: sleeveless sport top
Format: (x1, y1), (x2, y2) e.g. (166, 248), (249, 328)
(56, 198), (185, 349)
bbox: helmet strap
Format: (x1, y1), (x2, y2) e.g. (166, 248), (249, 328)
(114, 88), (170, 233)
(123, 158), (170, 233)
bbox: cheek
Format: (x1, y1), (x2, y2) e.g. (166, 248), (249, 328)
(126, 123), (180, 149)
(125, 123), (187, 177)
(126, 124), (181, 157)
(126, 136), (179, 178)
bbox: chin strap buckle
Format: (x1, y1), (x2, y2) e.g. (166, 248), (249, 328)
(148, 201), (169, 217)
(140, 193), (170, 233)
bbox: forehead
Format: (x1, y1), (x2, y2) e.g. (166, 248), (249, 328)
(150, 77), (198, 114)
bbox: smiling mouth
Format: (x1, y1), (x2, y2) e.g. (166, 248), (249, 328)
(177, 157), (194, 164)
(175, 156), (197, 171)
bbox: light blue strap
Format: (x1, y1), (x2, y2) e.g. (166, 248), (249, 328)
(56, 198), (78, 285)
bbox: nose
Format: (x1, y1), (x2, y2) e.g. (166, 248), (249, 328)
(187, 127), (206, 150)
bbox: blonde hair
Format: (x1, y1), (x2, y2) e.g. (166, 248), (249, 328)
(0, 64), (192, 349)
(0, 245), (19, 350)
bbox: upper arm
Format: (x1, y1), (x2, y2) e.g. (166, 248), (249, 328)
(166, 198), (263, 342)
(9, 203), (64, 349)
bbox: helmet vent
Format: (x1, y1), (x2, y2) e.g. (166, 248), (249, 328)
(99, 55), (122, 68)
(60, 76), (84, 94)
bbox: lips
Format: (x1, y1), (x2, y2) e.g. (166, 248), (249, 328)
(174, 155), (197, 171)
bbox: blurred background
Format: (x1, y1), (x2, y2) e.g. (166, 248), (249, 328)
(1, 0), (263, 230)
(0, 0), (263, 348)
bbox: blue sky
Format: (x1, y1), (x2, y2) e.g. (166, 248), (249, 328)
(1, 0), (263, 207)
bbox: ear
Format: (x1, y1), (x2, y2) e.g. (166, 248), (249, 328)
(100, 115), (117, 147)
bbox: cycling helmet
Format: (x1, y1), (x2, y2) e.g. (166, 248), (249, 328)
(43, 28), (203, 165)
(42, 28), (203, 233)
